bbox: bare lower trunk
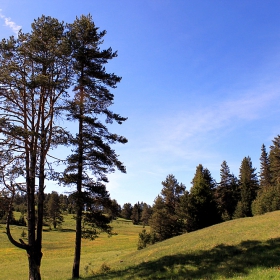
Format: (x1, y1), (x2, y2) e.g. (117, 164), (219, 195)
(72, 85), (84, 279)
(5, 185), (42, 280)
(28, 247), (42, 280)
(72, 206), (82, 278)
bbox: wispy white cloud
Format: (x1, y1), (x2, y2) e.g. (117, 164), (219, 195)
(145, 83), (280, 163)
(105, 83), (280, 203)
(0, 9), (21, 35)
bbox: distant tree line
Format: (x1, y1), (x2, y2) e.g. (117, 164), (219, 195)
(119, 202), (152, 226)
(0, 191), (118, 228)
(3, 135), (280, 250)
(135, 134), (280, 247)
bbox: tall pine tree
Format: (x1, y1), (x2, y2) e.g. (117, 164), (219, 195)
(63, 15), (127, 279)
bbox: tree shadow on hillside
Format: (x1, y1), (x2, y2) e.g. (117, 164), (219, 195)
(42, 228), (75, 232)
(59, 228), (76, 232)
(84, 237), (280, 279)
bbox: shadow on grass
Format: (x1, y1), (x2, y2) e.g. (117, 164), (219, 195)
(42, 228), (75, 232)
(84, 237), (280, 279)
(59, 228), (76, 232)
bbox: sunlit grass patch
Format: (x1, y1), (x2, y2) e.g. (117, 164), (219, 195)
(1, 211), (280, 279)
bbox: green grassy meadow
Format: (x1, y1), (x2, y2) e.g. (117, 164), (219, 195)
(1, 211), (280, 279)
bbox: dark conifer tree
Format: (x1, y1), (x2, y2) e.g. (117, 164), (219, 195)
(44, 191), (64, 229)
(131, 202), (143, 225)
(0, 192), (10, 222)
(252, 185), (280, 215)
(203, 167), (217, 190)
(149, 196), (167, 240)
(59, 194), (69, 213)
(149, 174), (185, 240)
(103, 199), (121, 219)
(215, 161), (239, 220)
(269, 136), (280, 186)
(234, 156), (259, 218)
(260, 144), (271, 189)
(120, 203), (133, 219)
(186, 164), (220, 232)
(252, 142), (280, 216)
(140, 203), (153, 226)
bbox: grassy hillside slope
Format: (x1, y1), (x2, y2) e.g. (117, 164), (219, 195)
(88, 211), (280, 280)
(1, 211), (280, 279)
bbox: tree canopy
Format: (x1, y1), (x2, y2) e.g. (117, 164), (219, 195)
(0, 14), (126, 280)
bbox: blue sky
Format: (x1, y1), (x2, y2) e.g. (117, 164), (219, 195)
(1, 1), (280, 206)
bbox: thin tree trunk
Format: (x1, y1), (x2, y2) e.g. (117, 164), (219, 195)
(72, 205), (82, 278)
(72, 86), (84, 279)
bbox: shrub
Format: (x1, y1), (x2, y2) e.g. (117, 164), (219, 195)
(137, 229), (157, 250)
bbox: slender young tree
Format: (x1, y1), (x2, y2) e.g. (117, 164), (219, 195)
(44, 191), (64, 229)
(140, 203), (152, 226)
(259, 144), (271, 189)
(0, 16), (71, 280)
(131, 202), (143, 225)
(63, 15), (127, 279)
(234, 156), (259, 218)
(149, 195), (168, 240)
(215, 161), (239, 220)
